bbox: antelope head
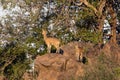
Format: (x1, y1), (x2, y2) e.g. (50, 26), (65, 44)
(42, 29), (47, 35)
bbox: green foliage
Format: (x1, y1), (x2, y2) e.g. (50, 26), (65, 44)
(56, 29), (75, 44)
(0, 47), (3, 54)
(56, 0), (66, 4)
(25, 27), (47, 55)
(114, 67), (120, 78)
(76, 15), (97, 29)
(76, 28), (101, 44)
(117, 11), (120, 21)
(80, 53), (118, 80)
(0, 42), (28, 80)
(88, 0), (99, 7)
(44, 27), (100, 45)
(25, 0), (32, 5)
(4, 57), (29, 80)
(30, 12), (40, 23)
(0, 26), (47, 79)
(0, 0), (119, 79)
(81, 65), (115, 80)
(75, 15), (101, 44)
(1, 0), (5, 4)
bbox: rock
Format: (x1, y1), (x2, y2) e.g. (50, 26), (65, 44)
(22, 72), (33, 80)
(22, 41), (120, 80)
(32, 42), (85, 80)
(34, 53), (84, 80)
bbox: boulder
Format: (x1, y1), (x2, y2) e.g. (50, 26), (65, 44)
(35, 53), (84, 80)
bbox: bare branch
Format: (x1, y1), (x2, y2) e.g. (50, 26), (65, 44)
(80, 0), (98, 14)
(74, 2), (83, 6)
(98, 0), (106, 16)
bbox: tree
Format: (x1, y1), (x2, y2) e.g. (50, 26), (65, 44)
(53, 0), (118, 45)
(77, 0), (118, 45)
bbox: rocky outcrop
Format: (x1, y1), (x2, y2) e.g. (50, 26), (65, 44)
(28, 42), (85, 80)
(102, 42), (120, 63)
(23, 42), (120, 80)
(35, 53), (84, 80)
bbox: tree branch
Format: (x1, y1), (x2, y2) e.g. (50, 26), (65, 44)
(80, 0), (98, 14)
(98, 0), (106, 16)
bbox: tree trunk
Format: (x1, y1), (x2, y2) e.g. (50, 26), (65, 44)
(97, 16), (106, 43)
(107, 4), (117, 45)
(98, 15), (106, 32)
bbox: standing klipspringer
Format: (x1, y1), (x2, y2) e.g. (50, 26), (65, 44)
(75, 45), (84, 62)
(42, 29), (60, 53)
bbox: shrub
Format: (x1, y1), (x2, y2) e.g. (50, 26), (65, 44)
(79, 53), (118, 80)
(76, 28), (101, 44)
